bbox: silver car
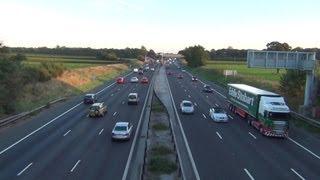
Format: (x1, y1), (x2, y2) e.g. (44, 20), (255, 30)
(111, 122), (133, 141)
(209, 107), (228, 122)
(130, 77), (139, 83)
(180, 100), (194, 114)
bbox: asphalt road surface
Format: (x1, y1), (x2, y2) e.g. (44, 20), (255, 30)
(166, 64), (320, 180)
(0, 69), (154, 180)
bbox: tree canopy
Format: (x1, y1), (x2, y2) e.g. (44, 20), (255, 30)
(179, 45), (209, 67)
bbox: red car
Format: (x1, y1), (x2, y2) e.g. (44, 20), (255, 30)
(141, 77), (149, 84)
(116, 77), (125, 84)
(177, 74), (183, 79)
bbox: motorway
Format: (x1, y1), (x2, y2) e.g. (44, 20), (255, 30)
(166, 63), (320, 180)
(0, 69), (154, 180)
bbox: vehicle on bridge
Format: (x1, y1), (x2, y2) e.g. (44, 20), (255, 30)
(83, 94), (97, 104)
(111, 122), (133, 141)
(88, 103), (107, 117)
(227, 84), (290, 137)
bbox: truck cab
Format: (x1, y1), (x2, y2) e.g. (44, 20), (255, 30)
(258, 96), (290, 136)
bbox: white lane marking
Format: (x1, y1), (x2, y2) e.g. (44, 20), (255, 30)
(113, 112), (117, 116)
(133, 88), (135, 91)
(122, 74), (154, 180)
(0, 102), (82, 156)
(118, 88), (120, 91)
(244, 168), (255, 180)
(184, 89), (187, 92)
(290, 168), (305, 180)
(17, 162), (33, 176)
(0, 72), (133, 156)
(188, 95), (191, 98)
(111, 94), (114, 96)
(215, 103), (219, 107)
(216, 132), (223, 140)
(98, 129), (104, 135)
(202, 114), (207, 119)
(122, 101), (125, 104)
(206, 95), (209, 98)
(70, 160), (81, 172)
(288, 137), (320, 160)
(194, 103), (197, 106)
(63, 130), (71, 137)
(248, 132), (257, 139)
(228, 115), (234, 119)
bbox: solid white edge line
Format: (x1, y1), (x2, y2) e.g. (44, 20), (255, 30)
(70, 160), (81, 172)
(0, 71), (133, 156)
(288, 137), (320, 160)
(216, 132), (223, 140)
(166, 74), (201, 180)
(98, 129), (104, 135)
(290, 168), (306, 180)
(248, 132), (257, 139)
(244, 168), (255, 180)
(122, 73), (154, 180)
(228, 115), (234, 119)
(63, 130), (71, 137)
(17, 162), (33, 176)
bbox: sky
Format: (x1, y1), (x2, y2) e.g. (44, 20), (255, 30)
(0, 0), (320, 53)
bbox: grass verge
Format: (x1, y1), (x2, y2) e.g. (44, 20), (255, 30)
(151, 145), (173, 156)
(148, 156), (177, 174)
(152, 123), (169, 131)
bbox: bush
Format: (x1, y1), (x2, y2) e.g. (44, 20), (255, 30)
(151, 145), (173, 156)
(40, 61), (65, 78)
(148, 156), (177, 174)
(152, 123), (168, 131)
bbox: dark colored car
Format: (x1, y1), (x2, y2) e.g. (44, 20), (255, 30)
(167, 71), (173, 75)
(84, 94), (97, 104)
(138, 70), (144, 75)
(203, 85), (213, 93)
(177, 74), (183, 79)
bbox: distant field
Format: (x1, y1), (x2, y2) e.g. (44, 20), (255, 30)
(23, 54), (123, 69)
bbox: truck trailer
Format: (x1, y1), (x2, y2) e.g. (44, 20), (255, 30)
(227, 84), (290, 137)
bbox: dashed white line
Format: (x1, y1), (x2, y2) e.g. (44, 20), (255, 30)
(290, 168), (305, 180)
(206, 95), (209, 98)
(215, 103), (219, 107)
(98, 129), (104, 135)
(244, 168), (255, 180)
(113, 112), (117, 116)
(202, 114), (207, 119)
(248, 132), (257, 139)
(70, 160), (81, 172)
(133, 88), (135, 91)
(188, 95), (191, 98)
(184, 89), (187, 92)
(216, 132), (222, 140)
(288, 137), (320, 160)
(111, 94), (114, 96)
(63, 130), (71, 137)
(118, 88), (120, 91)
(228, 115), (234, 119)
(17, 162), (33, 176)
(122, 101), (125, 104)
(194, 103), (197, 106)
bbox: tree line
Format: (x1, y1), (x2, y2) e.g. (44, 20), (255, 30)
(9, 45), (157, 61)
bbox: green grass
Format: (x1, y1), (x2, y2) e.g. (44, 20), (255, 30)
(152, 96), (165, 112)
(148, 156), (177, 174)
(151, 145), (173, 156)
(152, 123), (169, 131)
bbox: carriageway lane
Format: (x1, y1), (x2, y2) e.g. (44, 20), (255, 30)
(0, 70), (154, 180)
(167, 66), (320, 180)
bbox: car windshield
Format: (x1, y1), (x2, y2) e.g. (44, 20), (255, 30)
(205, 85), (211, 89)
(90, 106), (99, 110)
(129, 95), (137, 99)
(115, 126), (127, 131)
(85, 95), (93, 99)
(214, 108), (225, 113)
(183, 102), (192, 107)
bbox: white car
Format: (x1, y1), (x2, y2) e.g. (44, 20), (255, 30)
(209, 107), (228, 122)
(133, 68), (138, 73)
(180, 100), (194, 114)
(181, 70), (186, 72)
(111, 122), (133, 141)
(150, 67), (155, 71)
(130, 77), (139, 83)
(128, 93), (139, 105)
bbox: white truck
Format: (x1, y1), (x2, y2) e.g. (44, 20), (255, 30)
(227, 84), (290, 137)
